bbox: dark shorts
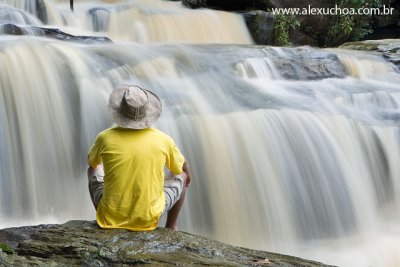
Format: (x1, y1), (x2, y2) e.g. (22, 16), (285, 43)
(88, 168), (184, 214)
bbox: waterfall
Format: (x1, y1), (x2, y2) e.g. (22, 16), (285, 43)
(1, 1), (400, 266)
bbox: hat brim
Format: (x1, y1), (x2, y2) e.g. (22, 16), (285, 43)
(108, 86), (162, 129)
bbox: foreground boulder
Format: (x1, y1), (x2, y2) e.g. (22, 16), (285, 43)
(0, 220), (332, 266)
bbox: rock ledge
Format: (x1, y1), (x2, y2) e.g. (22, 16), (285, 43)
(0, 220), (332, 266)
(339, 39), (400, 66)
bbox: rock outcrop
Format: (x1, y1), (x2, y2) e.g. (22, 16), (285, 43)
(340, 39), (400, 66)
(0, 24), (111, 43)
(0, 220), (332, 266)
(242, 10), (275, 44)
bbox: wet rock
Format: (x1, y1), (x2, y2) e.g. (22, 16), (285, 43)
(242, 10), (274, 44)
(0, 220), (332, 266)
(289, 29), (319, 47)
(0, 23), (23, 35)
(39, 27), (112, 43)
(264, 47), (347, 80)
(339, 39), (400, 66)
(0, 24), (112, 43)
(182, 0), (210, 8)
(34, 0), (48, 24)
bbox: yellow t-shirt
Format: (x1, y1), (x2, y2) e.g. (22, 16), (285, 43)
(87, 127), (185, 231)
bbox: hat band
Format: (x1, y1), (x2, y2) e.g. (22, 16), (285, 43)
(121, 90), (149, 121)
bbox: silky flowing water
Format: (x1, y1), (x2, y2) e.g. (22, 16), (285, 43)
(1, 1), (400, 266)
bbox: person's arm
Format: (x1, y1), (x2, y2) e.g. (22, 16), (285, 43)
(87, 134), (102, 176)
(166, 137), (192, 186)
(87, 158), (101, 177)
(182, 161), (192, 187)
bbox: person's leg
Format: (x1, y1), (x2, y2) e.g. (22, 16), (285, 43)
(163, 172), (188, 230)
(87, 165), (104, 210)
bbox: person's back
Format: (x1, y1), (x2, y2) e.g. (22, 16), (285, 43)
(87, 85), (191, 231)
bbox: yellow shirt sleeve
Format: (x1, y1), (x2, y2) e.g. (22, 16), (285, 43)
(88, 134), (103, 168)
(166, 138), (185, 175)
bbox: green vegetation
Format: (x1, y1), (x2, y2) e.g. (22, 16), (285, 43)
(327, 0), (383, 45)
(0, 243), (13, 254)
(273, 14), (300, 46)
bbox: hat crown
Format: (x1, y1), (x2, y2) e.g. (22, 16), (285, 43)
(108, 84), (162, 129)
(121, 86), (149, 121)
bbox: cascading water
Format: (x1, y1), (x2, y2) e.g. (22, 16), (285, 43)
(1, 1), (400, 266)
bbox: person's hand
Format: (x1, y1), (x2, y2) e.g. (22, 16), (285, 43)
(183, 161), (192, 187)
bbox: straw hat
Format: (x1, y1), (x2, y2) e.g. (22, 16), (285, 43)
(108, 85), (162, 129)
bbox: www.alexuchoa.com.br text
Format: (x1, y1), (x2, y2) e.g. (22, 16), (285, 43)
(271, 5), (395, 16)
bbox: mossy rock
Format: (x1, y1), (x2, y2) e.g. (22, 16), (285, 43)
(0, 220), (333, 266)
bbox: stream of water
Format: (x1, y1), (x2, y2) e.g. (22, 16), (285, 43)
(1, 1), (400, 266)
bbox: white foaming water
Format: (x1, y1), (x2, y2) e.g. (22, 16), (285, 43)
(0, 4), (42, 26)
(1, 0), (253, 43)
(1, 1), (400, 267)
